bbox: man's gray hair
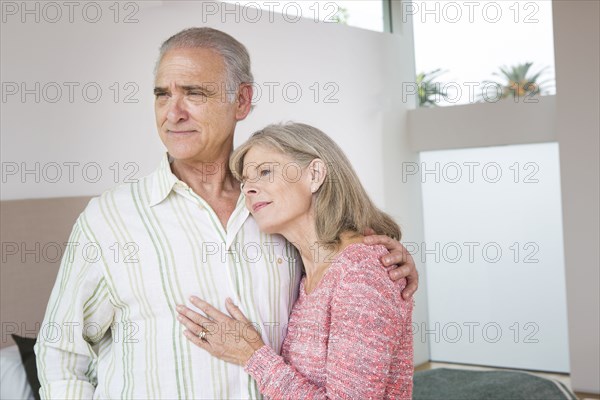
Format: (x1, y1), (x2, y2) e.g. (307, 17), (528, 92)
(156, 27), (254, 102)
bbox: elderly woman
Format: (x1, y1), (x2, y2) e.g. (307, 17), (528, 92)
(176, 123), (413, 399)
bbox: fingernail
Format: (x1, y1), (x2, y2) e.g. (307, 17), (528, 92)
(190, 296), (198, 302)
(176, 305), (183, 311)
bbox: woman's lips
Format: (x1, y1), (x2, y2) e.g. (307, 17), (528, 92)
(252, 202), (272, 213)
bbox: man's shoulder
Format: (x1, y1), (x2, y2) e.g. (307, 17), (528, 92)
(80, 174), (154, 221)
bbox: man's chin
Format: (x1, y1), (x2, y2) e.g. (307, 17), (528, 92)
(161, 138), (200, 159)
(164, 148), (200, 162)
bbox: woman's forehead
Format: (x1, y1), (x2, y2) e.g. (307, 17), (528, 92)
(243, 145), (287, 164)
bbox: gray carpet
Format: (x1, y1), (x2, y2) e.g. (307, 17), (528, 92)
(413, 368), (578, 400)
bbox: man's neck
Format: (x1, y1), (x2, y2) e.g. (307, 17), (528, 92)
(170, 155), (238, 197)
(170, 154), (242, 229)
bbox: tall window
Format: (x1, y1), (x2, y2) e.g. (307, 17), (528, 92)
(411, 0), (556, 107)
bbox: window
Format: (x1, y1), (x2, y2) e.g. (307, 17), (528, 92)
(410, 0), (556, 107)
(223, 0), (387, 32)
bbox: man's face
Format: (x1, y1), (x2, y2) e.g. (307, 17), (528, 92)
(154, 47), (245, 163)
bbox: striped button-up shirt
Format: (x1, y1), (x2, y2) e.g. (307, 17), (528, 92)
(35, 154), (302, 399)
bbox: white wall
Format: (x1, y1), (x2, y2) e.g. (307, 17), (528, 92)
(0, 1), (429, 364)
(421, 143), (570, 372)
(385, 0), (430, 366)
(408, 95), (557, 151)
(1, 2), (163, 199)
(2, 0), (395, 204)
(553, 0), (600, 394)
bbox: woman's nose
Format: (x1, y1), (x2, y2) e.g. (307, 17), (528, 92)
(242, 181), (258, 195)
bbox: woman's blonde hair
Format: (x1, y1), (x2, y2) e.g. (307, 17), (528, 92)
(230, 123), (401, 245)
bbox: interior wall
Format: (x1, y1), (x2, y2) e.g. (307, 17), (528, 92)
(553, 0), (600, 394)
(2, 0), (399, 204)
(0, 197), (92, 348)
(386, 0), (430, 366)
(408, 95), (557, 151)
(421, 143), (570, 372)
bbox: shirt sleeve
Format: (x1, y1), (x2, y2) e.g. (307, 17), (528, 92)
(34, 214), (115, 399)
(244, 263), (402, 399)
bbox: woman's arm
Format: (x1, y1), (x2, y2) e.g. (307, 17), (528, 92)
(177, 298), (332, 398)
(177, 265), (409, 399)
(246, 265), (404, 399)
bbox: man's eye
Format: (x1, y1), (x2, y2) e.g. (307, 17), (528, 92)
(189, 92), (207, 97)
(155, 93), (168, 98)
(259, 169), (271, 177)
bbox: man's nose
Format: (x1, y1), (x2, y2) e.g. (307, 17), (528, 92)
(166, 95), (188, 123)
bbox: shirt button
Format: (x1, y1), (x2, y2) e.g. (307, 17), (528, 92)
(277, 257), (283, 264)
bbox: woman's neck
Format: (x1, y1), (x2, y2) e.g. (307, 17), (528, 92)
(280, 221), (363, 293)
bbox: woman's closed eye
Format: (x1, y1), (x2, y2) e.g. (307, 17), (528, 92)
(259, 168), (272, 177)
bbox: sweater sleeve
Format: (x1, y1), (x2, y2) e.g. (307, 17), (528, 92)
(245, 262), (402, 399)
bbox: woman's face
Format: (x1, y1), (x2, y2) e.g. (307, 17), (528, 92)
(241, 145), (314, 235)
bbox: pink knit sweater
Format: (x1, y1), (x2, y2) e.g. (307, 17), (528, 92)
(245, 243), (414, 399)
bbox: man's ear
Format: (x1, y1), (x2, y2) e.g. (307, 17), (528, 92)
(235, 83), (253, 121)
(308, 159), (327, 193)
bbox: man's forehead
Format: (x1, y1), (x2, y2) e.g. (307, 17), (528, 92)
(155, 47), (226, 82)
(158, 47), (224, 68)
(153, 81), (222, 91)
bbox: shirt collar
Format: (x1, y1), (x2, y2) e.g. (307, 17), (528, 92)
(149, 153), (180, 207)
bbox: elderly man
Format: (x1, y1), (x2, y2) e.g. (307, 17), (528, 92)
(35, 27), (418, 399)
